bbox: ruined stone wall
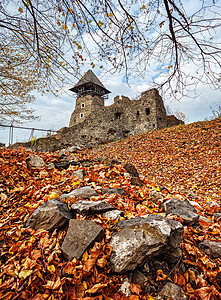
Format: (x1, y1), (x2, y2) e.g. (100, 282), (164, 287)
(12, 88), (168, 152)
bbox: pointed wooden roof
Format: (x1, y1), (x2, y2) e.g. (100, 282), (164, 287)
(69, 70), (111, 94)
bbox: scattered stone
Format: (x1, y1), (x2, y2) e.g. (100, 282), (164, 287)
(110, 159), (122, 166)
(26, 199), (72, 231)
(123, 163), (139, 177)
(118, 277), (131, 298)
(189, 201), (202, 210)
(59, 149), (67, 156)
(61, 219), (104, 261)
(68, 146), (78, 153)
(47, 162), (55, 170)
(131, 177), (143, 187)
(110, 215), (183, 273)
(26, 155), (45, 168)
(213, 213), (221, 219)
(206, 200), (219, 208)
(199, 216), (212, 224)
(150, 190), (164, 203)
(132, 270), (151, 292)
(102, 210), (124, 220)
(81, 161), (93, 167)
(71, 200), (114, 216)
(184, 190), (198, 200)
(102, 188), (125, 196)
(198, 240), (221, 258)
(160, 248), (183, 267)
(60, 186), (98, 200)
(162, 198), (199, 224)
(54, 160), (79, 169)
(156, 282), (188, 300)
(71, 169), (86, 179)
(149, 259), (170, 275)
(124, 172), (131, 178)
(140, 261), (150, 273)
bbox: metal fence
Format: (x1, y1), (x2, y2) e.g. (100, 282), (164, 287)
(0, 124), (57, 146)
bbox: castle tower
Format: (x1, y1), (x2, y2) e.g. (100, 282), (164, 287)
(69, 70), (111, 127)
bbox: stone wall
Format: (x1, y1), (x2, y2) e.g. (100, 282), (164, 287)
(69, 94), (104, 127)
(12, 89), (170, 152)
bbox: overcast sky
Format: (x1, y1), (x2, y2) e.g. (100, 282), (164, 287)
(0, 0), (220, 146)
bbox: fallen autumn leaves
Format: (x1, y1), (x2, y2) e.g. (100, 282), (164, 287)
(0, 117), (221, 299)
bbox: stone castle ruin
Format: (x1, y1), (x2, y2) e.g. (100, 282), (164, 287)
(13, 70), (183, 151)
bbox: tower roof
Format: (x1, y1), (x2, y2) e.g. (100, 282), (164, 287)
(69, 70), (111, 95)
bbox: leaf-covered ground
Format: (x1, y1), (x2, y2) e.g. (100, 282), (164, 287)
(0, 118), (220, 299)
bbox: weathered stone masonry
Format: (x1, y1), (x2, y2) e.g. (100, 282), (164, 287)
(12, 70), (183, 152)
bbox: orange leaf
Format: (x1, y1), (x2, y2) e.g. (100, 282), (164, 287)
(130, 282), (142, 295)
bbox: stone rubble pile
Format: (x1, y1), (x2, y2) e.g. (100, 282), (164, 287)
(25, 153), (221, 299)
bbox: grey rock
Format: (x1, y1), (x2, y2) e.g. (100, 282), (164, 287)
(61, 219), (104, 260)
(47, 162), (55, 170)
(68, 146), (78, 153)
(160, 248), (183, 266)
(141, 261), (150, 273)
(26, 155), (45, 168)
(149, 259), (170, 275)
(102, 210), (124, 220)
(71, 169), (86, 179)
(123, 163), (139, 177)
(213, 213), (221, 219)
(71, 200), (114, 216)
(206, 200), (219, 208)
(60, 186), (97, 200)
(150, 190), (164, 203)
(118, 278), (131, 298)
(26, 199), (72, 231)
(81, 161), (93, 167)
(189, 201), (202, 210)
(198, 240), (221, 258)
(162, 198), (199, 224)
(199, 216), (212, 224)
(131, 176), (143, 187)
(102, 188), (125, 196)
(59, 149), (67, 156)
(110, 215), (183, 273)
(157, 282), (188, 300)
(132, 270), (150, 292)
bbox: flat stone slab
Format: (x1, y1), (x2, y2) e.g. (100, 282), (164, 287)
(61, 219), (104, 261)
(198, 240), (221, 258)
(156, 282), (188, 300)
(109, 215), (183, 273)
(71, 200), (114, 216)
(26, 199), (72, 232)
(162, 198), (199, 224)
(60, 186), (98, 200)
(26, 155), (45, 168)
